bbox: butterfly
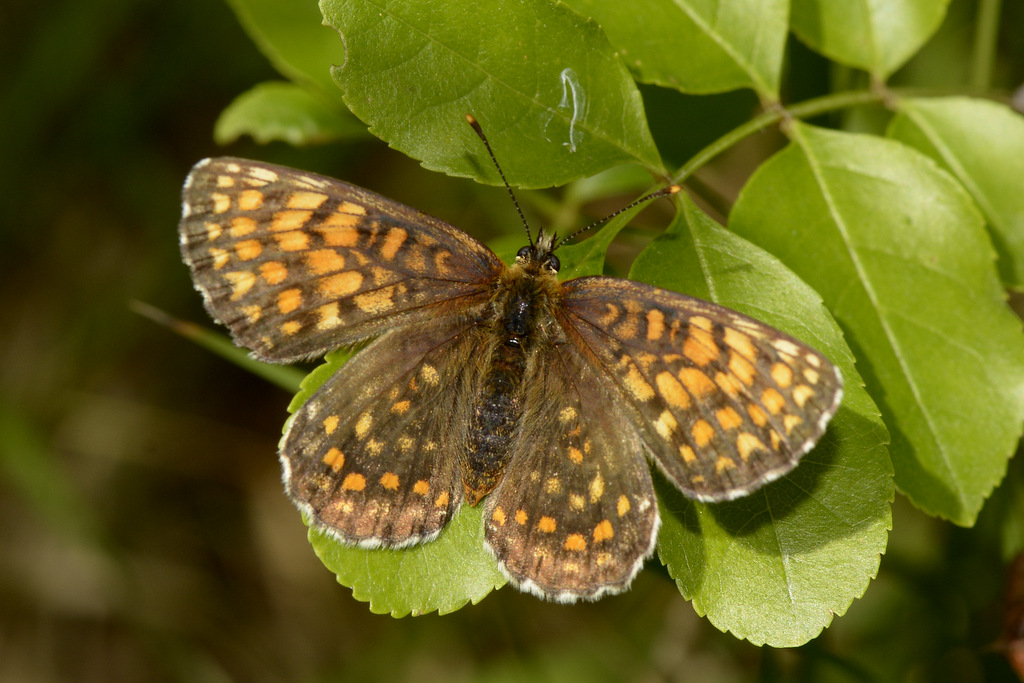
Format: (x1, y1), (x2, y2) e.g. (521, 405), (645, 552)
(179, 119), (842, 602)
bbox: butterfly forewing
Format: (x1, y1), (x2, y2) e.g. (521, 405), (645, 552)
(180, 157), (502, 362)
(559, 277), (843, 502)
(483, 343), (659, 601)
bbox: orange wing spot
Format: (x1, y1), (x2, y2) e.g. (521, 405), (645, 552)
(692, 419), (715, 447)
(564, 534), (587, 552)
(769, 430), (782, 450)
(241, 305), (262, 324)
(736, 433), (766, 461)
(792, 384), (815, 408)
(354, 287), (396, 314)
(783, 414), (803, 434)
(260, 261), (288, 285)
(280, 320), (302, 336)
(593, 519), (614, 543)
(491, 507), (507, 526)
(614, 313), (640, 340)
(679, 367), (716, 398)
(803, 368), (820, 385)
(318, 270), (363, 297)
(538, 516), (557, 533)
(771, 362), (794, 388)
(317, 219), (360, 247)
(728, 350), (757, 387)
(656, 371), (691, 409)
(623, 360), (655, 401)
(274, 230), (309, 252)
(230, 216), (257, 237)
(271, 210), (311, 233)
(355, 412), (372, 438)
(435, 491), (450, 508)
(689, 315), (713, 331)
(391, 400), (410, 414)
(235, 239), (262, 261)
(714, 370), (743, 398)
(287, 191), (328, 210)
(322, 415), (339, 435)
(715, 456), (736, 473)
(715, 406), (743, 431)
(569, 494), (585, 511)
(366, 439), (384, 456)
(413, 480), (430, 496)
(678, 444), (696, 463)
(747, 403), (768, 427)
(568, 447), (583, 464)
(597, 302), (620, 327)
(588, 472), (605, 504)
(683, 327), (719, 366)
(656, 410), (678, 439)
(762, 387), (786, 414)
(277, 288), (302, 314)
(379, 472), (400, 490)
(204, 222), (223, 241)
(225, 271), (255, 300)
(559, 406), (577, 423)
(724, 327), (757, 360)
(216, 174), (234, 188)
(237, 189), (264, 211)
(646, 308), (666, 340)
(515, 509), (528, 525)
(397, 435), (415, 452)
(380, 227), (408, 260)
(321, 447), (344, 471)
(305, 249), (346, 275)
(545, 477), (561, 494)
(209, 247), (230, 270)
(316, 302), (341, 330)
(691, 474), (705, 484)
(341, 473), (365, 491)
(433, 250), (454, 276)
(617, 495), (631, 516)
(211, 192), (231, 213)
(337, 200), (367, 216)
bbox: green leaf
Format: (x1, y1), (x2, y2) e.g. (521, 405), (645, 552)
(888, 96), (1024, 290)
(319, 0), (662, 188)
(214, 81), (368, 146)
(790, 0), (951, 80)
(225, 0), (347, 99)
(566, 0), (787, 98)
(730, 122), (1024, 527)
(308, 503), (506, 616)
(632, 194), (892, 646)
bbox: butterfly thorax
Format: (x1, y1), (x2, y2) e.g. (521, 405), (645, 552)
(461, 238), (564, 505)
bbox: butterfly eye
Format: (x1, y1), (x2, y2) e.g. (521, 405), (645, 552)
(542, 254), (560, 273)
(516, 245), (535, 262)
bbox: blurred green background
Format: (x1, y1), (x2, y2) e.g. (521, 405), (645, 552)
(2, 1), (1023, 681)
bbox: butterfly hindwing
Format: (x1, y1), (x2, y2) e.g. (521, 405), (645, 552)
(483, 341), (660, 601)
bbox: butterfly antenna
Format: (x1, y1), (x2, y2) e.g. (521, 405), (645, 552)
(553, 184), (682, 250)
(466, 114), (534, 247)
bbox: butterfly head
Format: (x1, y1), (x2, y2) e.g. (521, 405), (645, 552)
(516, 229), (560, 275)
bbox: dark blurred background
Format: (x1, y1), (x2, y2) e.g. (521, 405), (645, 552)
(2, 1), (1023, 681)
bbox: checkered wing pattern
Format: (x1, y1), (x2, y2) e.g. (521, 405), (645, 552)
(180, 158), (502, 363)
(559, 277), (843, 502)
